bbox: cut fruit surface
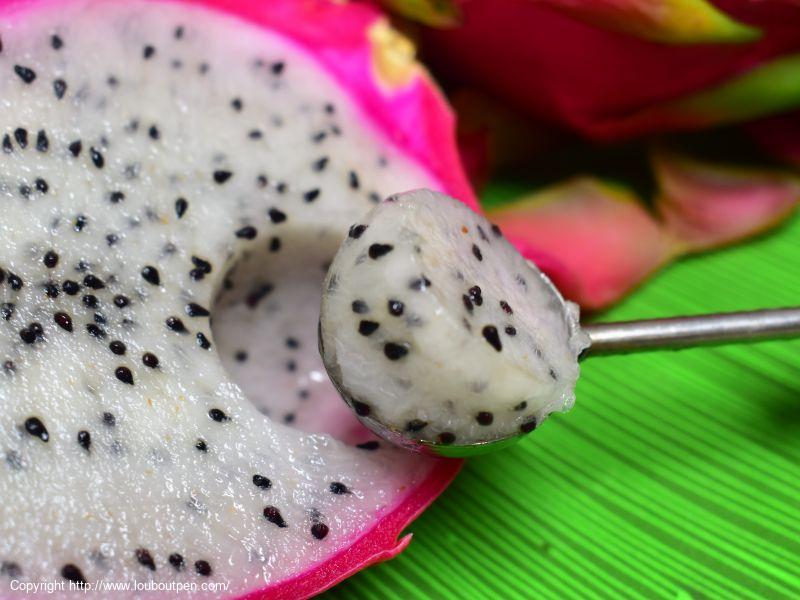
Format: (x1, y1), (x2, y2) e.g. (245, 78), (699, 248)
(0, 1), (465, 597)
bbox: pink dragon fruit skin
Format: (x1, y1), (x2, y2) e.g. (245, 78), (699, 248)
(0, 1), (469, 598)
(417, 0), (800, 140)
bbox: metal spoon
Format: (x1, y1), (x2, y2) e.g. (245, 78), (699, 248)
(338, 306), (800, 458)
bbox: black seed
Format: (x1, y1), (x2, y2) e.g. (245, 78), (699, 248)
(63, 280), (80, 295)
(213, 170), (232, 184)
(1, 561), (21, 578)
(113, 294), (130, 308)
(468, 286), (483, 306)
(549, 368), (558, 381)
(19, 328), (37, 344)
(36, 130), (49, 152)
(109, 340), (126, 356)
(93, 313), (106, 325)
(384, 342), (408, 360)
(191, 256), (212, 273)
(248, 129), (263, 140)
(68, 140), (82, 156)
(269, 237), (281, 252)
(141, 352), (159, 369)
(276, 182), (287, 193)
(196, 332), (211, 350)
(86, 324), (106, 339)
(405, 419), (427, 433)
(30, 322), (43, 337)
(234, 350), (248, 362)
(1, 303), (13, 320)
(14, 128), (27, 148)
(230, 98), (243, 111)
(352, 401), (370, 416)
(24, 417), (48, 441)
(253, 474), (272, 489)
(76, 430), (91, 451)
(482, 326), (502, 352)
(348, 171), (360, 189)
(135, 548), (155, 571)
(194, 439), (207, 453)
(34, 178), (48, 193)
(283, 413), (295, 424)
(115, 366), (134, 385)
(476, 411), (494, 426)
(105, 233), (119, 246)
(19, 183), (32, 198)
(303, 188), (320, 202)
(44, 283), (59, 298)
(437, 432), (456, 445)
(2, 134), (12, 153)
(520, 418), (537, 433)
(14, 65), (36, 83)
(51, 34), (64, 49)
(175, 197), (188, 218)
(271, 61), (285, 75)
(263, 506), (287, 528)
(141, 266), (160, 285)
(462, 295), (474, 313)
(368, 243), (393, 259)
(108, 190), (125, 204)
(142, 45), (155, 59)
(500, 300), (513, 315)
(472, 244), (483, 261)
(514, 401), (528, 411)
(235, 226), (257, 240)
(477, 225), (489, 242)
(245, 283), (273, 308)
(311, 523), (329, 540)
(102, 412), (116, 427)
(166, 317), (186, 332)
(358, 320), (379, 336)
(491, 224), (502, 237)
(148, 125), (160, 140)
(89, 147), (104, 168)
(256, 174), (269, 188)
(54, 312), (73, 332)
(324, 102), (335, 114)
(409, 276), (431, 291)
(0, 269), (4, 284)
(208, 408), (229, 422)
(268, 208), (287, 223)
(82, 295), (98, 309)
(348, 224), (367, 239)
(195, 560), (212, 577)
(285, 360), (296, 373)
(8, 273), (23, 291)
(61, 564), (86, 584)
(356, 440), (379, 450)
(312, 156), (328, 172)
(351, 300), (369, 314)
(168, 554), (185, 571)
(83, 274), (105, 290)
(505, 326), (517, 336)
(186, 303), (209, 318)
(388, 300), (404, 316)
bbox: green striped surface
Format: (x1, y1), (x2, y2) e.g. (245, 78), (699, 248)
(326, 195), (800, 599)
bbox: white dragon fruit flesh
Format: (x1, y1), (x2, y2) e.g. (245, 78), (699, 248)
(320, 190), (589, 450)
(0, 0), (473, 597)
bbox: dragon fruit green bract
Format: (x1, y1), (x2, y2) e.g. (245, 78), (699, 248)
(320, 190), (587, 449)
(0, 0), (470, 597)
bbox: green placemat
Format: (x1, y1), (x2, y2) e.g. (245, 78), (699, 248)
(326, 194), (800, 600)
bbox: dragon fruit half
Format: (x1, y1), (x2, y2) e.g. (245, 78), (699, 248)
(0, 0), (474, 597)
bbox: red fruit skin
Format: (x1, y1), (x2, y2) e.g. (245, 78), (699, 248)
(420, 0), (800, 140)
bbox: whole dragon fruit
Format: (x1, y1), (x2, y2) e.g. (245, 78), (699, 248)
(0, 0), (473, 597)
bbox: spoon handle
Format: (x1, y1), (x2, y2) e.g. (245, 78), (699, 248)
(582, 307), (800, 356)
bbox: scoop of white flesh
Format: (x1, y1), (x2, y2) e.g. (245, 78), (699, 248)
(320, 190), (589, 449)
